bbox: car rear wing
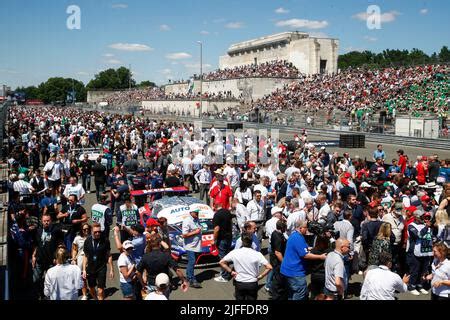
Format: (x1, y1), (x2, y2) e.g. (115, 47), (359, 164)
(131, 186), (189, 196)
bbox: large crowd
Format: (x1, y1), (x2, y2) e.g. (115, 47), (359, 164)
(253, 64), (449, 115)
(105, 88), (238, 106)
(202, 60), (300, 81)
(5, 105), (450, 301)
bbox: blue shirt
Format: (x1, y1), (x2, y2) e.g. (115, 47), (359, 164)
(280, 231), (309, 277)
(373, 150), (386, 160)
(40, 196), (57, 209)
(131, 234), (146, 264)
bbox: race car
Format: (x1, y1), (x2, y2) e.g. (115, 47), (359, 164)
(136, 194), (238, 267)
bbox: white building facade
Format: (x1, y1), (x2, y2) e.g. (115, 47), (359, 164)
(219, 32), (339, 75)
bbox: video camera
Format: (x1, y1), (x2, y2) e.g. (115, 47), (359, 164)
(307, 220), (338, 239)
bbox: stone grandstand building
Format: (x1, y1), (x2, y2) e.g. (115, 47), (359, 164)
(219, 31), (339, 75)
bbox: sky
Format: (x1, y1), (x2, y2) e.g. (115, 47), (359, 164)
(0, 0), (449, 88)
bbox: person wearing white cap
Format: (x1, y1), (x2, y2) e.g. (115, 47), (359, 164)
(13, 173), (35, 203)
(144, 273), (170, 300)
(264, 206), (285, 293)
(118, 240), (137, 300)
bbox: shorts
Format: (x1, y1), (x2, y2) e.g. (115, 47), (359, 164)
(87, 267), (107, 289)
(49, 179), (61, 189)
(120, 281), (135, 299)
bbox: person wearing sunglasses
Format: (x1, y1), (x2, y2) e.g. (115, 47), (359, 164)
(82, 222), (114, 300)
(72, 222), (91, 300)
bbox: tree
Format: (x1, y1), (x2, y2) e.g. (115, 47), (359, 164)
(86, 67), (136, 90)
(137, 80), (156, 88)
(15, 86), (40, 100)
(37, 78), (86, 103)
(438, 46), (450, 62)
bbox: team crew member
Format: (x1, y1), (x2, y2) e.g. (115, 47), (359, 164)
(58, 194), (87, 251)
(82, 223), (114, 300)
(220, 232), (273, 301)
(117, 195), (139, 242)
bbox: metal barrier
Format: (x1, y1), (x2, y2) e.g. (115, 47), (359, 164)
(0, 102), (9, 300)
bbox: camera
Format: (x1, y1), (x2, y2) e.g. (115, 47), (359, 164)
(307, 220), (338, 239)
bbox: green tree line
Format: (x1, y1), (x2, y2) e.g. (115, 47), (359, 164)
(14, 67), (155, 103)
(338, 46), (450, 70)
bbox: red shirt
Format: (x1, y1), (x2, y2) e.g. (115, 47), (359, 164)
(398, 155), (407, 174)
(416, 162), (428, 185)
(210, 184), (232, 210)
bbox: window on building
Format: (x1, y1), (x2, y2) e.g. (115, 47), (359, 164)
(320, 59), (327, 74)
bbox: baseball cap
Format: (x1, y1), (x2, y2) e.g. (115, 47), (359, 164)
(146, 218), (160, 228)
(360, 182), (371, 188)
(320, 146), (326, 150)
(271, 206), (283, 215)
(155, 273), (170, 288)
(344, 172), (351, 178)
(405, 206), (418, 214)
(413, 209), (424, 218)
(190, 208), (200, 214)
(122, 240), (134, 250)
(420, 195), (430, 202)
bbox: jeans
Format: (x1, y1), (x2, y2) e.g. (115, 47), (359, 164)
(186, 251), (198, 283)
(82, 173), (91, 192)
(95, 181), (105, 201)
(406, 252), (431, 290)
(218, 239), (232, 279)
(286, 275), (308, 300)
(64, 233), (75, 252)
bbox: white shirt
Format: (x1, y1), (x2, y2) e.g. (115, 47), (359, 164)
(13, 180), (33, 195)
(117, 253), (135, 284)
(63, 184), (86, 205)
(223, 166), (239, 187)
(43, 161), (63, 181)
(360, 266), (408, 300)
(222, 247), (268, 283)
(301, 189), (318, 201)
(44, 264), (83, 300)
(431, 259), (450, 297)
(194, 168), (211, 184)
(253, 184), (268, 198)
(246, 199), (264, 222)
(234, 188), (252, 204)
(265, 216), (279, 240)
(318, 203), (331, 220)
(145, 292), (168, 300)
(181, 157), (193, 175)
(234, 203), (250, 229)
(286, 210), (306, 235)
